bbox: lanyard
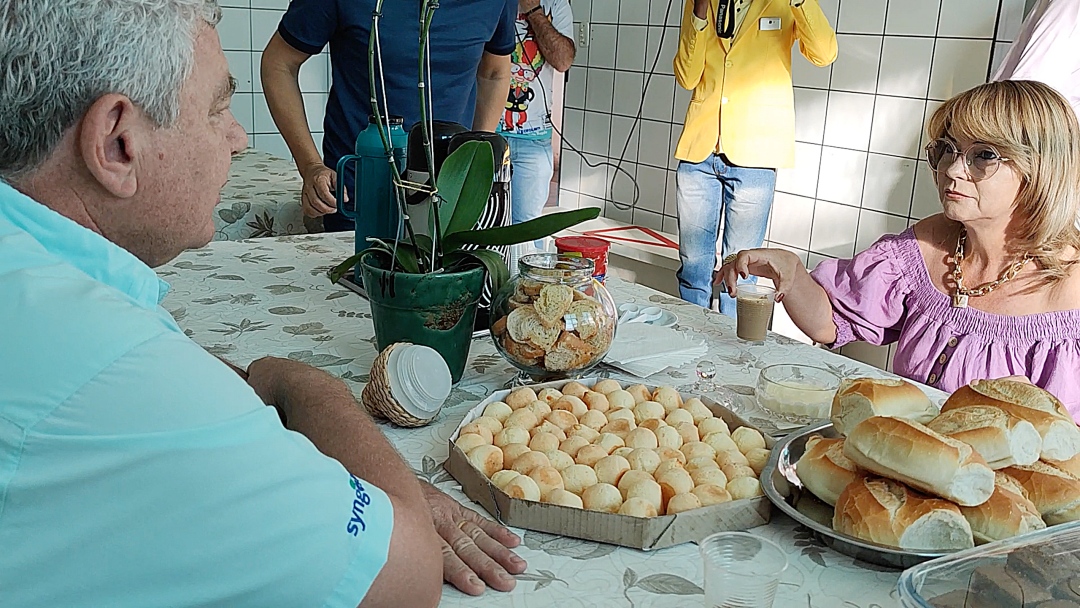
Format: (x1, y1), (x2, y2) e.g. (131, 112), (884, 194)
(716, 0), (737, 38)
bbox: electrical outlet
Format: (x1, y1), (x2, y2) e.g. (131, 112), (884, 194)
(576, 21), (590, 47)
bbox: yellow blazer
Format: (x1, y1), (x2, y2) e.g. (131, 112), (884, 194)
(673, 0), (837, 169)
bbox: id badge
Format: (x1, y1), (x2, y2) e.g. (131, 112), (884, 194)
(759, 17), (781, 31)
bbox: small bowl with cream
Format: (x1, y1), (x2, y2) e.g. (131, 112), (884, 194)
(756, 364), (841, 425)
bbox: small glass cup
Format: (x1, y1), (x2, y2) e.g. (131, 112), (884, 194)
(735, 284), (776, 343)
(700, 532), (788, 608)
(696, 359), (717, 393)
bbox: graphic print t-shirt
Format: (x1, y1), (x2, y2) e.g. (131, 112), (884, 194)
(501, 0), (574, 139)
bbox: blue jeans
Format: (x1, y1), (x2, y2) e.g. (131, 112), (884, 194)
(675, 155), (776, 316)
(508, 136), (554, 225)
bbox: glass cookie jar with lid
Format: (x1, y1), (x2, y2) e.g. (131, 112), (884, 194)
(490, 254), (617, 379)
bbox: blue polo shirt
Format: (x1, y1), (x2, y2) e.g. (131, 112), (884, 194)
(0, 182), (393, 607)
(279, 0), (515, 228)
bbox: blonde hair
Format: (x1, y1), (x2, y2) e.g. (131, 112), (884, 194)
(926, 80), (1080, 285)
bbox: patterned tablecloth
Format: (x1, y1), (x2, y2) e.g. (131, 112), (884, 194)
(215, 149), (310, 241)
(159, 233), (946, 608)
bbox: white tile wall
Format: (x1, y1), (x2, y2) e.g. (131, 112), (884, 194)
(612, 71), (645, 116)
(876, 37), (934, 98)
(862, 154), (917, 216)
(641, 74), (676, 122)
(869, 95), (927, 158)
(584, 68), (616, 113)
(817, 146), (867, 207)
(810, 200), (860, 257)
(793, 87), (828, 144)
(619, 0), (651, 26)
(830, 35), (882, 94)
(885, 0), (940, 36)
(636, 165), (668, 214)
(823, 91), (875, 150)
(215, 1), (331, 158)
(608, 115), (640, 162)
(769, 192), (816, 250)
(837, 0), (887, 35)
(937, 0), (998, 39)
(928, 39), (993, 100)
(776, 142), (822, 199)
(615, 26), (648, 72)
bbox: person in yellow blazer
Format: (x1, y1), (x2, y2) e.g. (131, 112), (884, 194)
(672, 0), (836, 315)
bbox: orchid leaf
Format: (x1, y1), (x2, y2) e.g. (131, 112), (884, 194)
(444, 247), (511, 295)
(328, 254), (363, 284)
(443, 207), (600, 250)
(438, 141), (495, 236)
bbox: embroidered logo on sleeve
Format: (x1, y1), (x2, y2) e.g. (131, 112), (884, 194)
(347, 475), (373, 536)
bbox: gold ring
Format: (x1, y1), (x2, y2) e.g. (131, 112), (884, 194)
(722, 253), (738, 266)
(457, 519), (470, 531)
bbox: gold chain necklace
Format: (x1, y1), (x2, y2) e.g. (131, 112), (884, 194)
(949, 228), (1031, 308)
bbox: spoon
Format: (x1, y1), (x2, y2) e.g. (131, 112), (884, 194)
(621, 306), (663, 324)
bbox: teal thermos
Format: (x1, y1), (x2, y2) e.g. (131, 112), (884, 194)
(336, 114), (408, 261)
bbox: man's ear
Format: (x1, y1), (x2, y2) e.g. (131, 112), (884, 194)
(78, 94), (147, 199)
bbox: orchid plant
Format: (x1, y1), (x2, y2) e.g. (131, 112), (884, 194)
(329, 0), (599, 294)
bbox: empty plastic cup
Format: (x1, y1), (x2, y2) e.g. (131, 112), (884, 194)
(700, 532), (788, 608)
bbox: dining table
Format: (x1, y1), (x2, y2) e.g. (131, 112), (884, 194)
(158, 232), (947, 608)
(214, 148), (311, 241)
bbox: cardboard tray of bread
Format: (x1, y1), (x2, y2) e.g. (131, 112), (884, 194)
(761, 377), (1080, 570)
(897, 520), (1080, 607)
(444, 378), (775, 550)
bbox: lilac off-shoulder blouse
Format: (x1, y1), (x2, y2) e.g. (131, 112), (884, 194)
(809, 228), (1080, 420)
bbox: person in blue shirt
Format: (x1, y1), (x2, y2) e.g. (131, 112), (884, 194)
(0, 0), (525, 605)
(262, 0), (516, 232)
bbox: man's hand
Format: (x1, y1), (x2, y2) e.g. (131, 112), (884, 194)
(300, 162), (342, 218)
(420, 481), (526, 595)
(694, 0), (710, 20)
(518, 0), (540, 13)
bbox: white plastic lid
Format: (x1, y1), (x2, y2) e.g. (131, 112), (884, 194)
(385, 344), (452, 417)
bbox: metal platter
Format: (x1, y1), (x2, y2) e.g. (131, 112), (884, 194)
(760, 421), (955, 569)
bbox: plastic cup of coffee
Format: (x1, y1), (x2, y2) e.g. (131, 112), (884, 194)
(735, 284), (775, 343)
(700, 531), (788, 608)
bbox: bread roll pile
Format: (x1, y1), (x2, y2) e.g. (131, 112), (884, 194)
(490, 281), (615, 373)
(456, 379), (768, 517)
(796, 377), (1080, 551)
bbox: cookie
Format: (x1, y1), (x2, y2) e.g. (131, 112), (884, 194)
(501, 334), (544, 366)
(506, 306), (541, 343)
(565, 299), (604, 339)
(491, 315), (508, 338)
(545, 332), (595, 372)
(535, 284), (574, 327)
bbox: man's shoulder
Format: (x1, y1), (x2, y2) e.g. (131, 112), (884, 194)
(0, 238), (181, 428)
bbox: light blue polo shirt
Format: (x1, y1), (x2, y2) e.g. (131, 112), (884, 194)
(0, 181), (393, 607)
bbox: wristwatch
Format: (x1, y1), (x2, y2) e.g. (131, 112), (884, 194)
(523, 5), (543, 18)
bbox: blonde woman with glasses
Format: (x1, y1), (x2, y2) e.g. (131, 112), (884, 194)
(716, 80), (1080, 418)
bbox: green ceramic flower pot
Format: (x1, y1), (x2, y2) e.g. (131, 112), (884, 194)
(359, 249), (484, 383)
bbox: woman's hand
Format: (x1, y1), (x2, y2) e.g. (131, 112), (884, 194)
(714, 248), (804, 301)
(420, 481), (527, 595)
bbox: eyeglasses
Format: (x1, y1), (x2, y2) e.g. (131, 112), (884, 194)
(924, 138), (1011, 181)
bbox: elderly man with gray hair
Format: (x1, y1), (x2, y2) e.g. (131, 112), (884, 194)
(0, 1), (526, 605)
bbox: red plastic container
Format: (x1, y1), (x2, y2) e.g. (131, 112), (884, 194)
(555, 236), (611, 283)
